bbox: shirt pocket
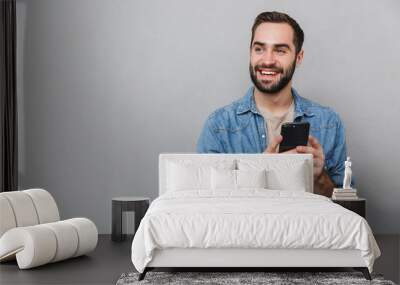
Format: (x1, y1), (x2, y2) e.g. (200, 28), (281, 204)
(213, 114), (257, 153)
(309, 122), (336, 132)
(309, 122), (338, 158)
(214, 112), (252, 133)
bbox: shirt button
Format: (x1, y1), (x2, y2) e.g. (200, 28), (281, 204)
(261, 135), (265, 138)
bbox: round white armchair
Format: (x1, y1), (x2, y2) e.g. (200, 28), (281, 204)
(0, 189), (98, 269)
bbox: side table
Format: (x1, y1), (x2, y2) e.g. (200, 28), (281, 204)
(112, 196), (150, 242)
(332, 198), (366, 218)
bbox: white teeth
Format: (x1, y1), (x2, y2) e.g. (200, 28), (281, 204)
(261, 71), (276, 75)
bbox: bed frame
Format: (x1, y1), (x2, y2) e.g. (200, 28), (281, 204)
(138, 153), (372, 281)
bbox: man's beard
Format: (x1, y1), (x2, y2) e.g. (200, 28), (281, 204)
(249, 59), (296, 94)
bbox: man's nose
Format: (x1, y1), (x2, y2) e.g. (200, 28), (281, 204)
(261, 49), (276, 65)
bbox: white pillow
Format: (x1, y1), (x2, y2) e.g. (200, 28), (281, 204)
(266, 163), (307, 191)
(211, 168), (236, 189)
(166, 159), (235, 191)
(237, 169), (267, 189)
(238, 158), (308, 191)
(167, 163), (209, 191)
(211, 168), (267, 190)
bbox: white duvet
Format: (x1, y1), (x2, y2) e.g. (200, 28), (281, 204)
(131, 189), (380, 273)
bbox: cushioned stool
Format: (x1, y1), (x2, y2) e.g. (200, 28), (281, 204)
(0, 189), (97, 269)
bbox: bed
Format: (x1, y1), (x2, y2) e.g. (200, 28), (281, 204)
(131, 153), (380, 280)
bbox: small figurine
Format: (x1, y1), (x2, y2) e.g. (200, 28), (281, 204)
(343, 157), (352, 189)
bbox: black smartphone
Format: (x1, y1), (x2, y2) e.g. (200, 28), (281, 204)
(278, 122), (310, 153)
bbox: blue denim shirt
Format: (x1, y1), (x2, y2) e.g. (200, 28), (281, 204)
(197, 86), (348, 187)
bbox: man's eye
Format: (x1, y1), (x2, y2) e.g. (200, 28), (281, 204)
(254, 47), (263, 53)
(276, 49), (286, 54)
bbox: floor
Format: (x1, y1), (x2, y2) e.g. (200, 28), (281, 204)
(0, 235), (133, 285)
(0, 234), (399, 285)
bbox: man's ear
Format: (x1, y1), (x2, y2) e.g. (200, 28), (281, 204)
(296, 49), (304, 65)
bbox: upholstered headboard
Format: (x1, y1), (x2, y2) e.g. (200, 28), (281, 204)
(159, 153), (314, 195)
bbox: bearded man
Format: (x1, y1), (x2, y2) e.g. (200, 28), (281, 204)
(197, 11), (348, 197)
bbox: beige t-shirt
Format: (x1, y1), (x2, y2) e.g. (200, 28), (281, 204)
(257, 101), (295, 147)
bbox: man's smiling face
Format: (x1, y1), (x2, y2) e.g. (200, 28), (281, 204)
(250, 22), (303, 94)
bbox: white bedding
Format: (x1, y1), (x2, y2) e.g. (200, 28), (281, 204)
(131, 189), (380, 273)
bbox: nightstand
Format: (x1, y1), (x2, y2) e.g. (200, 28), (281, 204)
(332, 198), (366, 218)
(112, 196), (150, 242)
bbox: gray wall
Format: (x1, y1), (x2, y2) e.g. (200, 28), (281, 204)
(16, 0), (400, 234)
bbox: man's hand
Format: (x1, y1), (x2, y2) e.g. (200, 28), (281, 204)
(264, 135), (282, 153)
(263, 134), (334, 197)
(295, 135), (325, 180)
(263, 135), (297, 154)
(264, 135), (324, 180)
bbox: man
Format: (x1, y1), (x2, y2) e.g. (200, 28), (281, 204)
(197, 11), (348, 197)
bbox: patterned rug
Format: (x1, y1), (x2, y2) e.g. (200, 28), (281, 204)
(116, 271), (396, 285)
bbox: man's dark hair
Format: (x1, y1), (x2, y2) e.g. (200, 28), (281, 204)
(250, 11), (304, 54)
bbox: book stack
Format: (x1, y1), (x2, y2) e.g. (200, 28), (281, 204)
(332, 188), (358, 200)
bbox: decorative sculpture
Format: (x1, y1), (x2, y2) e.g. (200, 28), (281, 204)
(343, 157), (352, 189)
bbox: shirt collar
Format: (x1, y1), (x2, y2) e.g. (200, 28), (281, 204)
(236, 87), (259, 115)
(236, 86), (315, 118)
(292, 88), (315, 119)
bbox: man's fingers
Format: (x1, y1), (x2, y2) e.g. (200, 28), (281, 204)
(266, 135), (322, 155)
(265, 135), (283, 153)
(296, 145), (317, 156)
(296, 145), (324, 161)
(308, 135), (322, 150)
